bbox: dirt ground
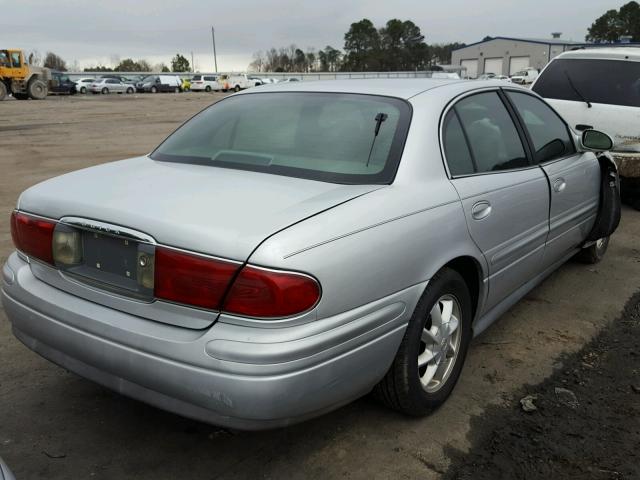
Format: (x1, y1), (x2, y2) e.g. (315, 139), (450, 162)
(1, 93), (639, 480)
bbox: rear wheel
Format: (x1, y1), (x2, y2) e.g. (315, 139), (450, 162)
(150, 86), (157, 93)
(374, 268), (472, 415)
(101, 87), (108, 94)
(0, 82), (6, 101)
(577, 236), (609, 264)
(234, 85), (241, 92)
(27, 79), (47, 100)
(126, 87), (134, 94)
(80, 86), (87, 94)
(205, 85), (211, 92)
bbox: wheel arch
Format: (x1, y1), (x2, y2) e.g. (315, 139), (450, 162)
(438, 255), (485, 322)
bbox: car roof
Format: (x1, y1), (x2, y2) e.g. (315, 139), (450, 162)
(556, 47), (640, 61)
(237, 78), (521, 100)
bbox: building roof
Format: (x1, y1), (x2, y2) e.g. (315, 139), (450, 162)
(454, 36), (585, 51)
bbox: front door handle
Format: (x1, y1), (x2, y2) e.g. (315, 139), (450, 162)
(471, 201), (492, 220)
(553, 178), (567, 193)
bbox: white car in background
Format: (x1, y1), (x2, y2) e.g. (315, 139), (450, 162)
(190, 74), (219, 92)
(75, 77), (95, 94)
(431, 72), (461, 80)
(532, 46), (640, 208)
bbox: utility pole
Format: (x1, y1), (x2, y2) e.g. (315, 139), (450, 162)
(211, 27), (218, 72)
(191, 51), (194, 72)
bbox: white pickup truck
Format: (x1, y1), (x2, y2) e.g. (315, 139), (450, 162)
(218, 74), (259, 92)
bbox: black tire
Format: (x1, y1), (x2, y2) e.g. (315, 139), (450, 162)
(126, 87), (134, 94)
(577, 236), (609, 264)
(150, 86), (157, 93)
(101, 87), (108, 94)
(27, 79), (47, 100)
(80, 86), (86, 94)
(234, 85), (241, 92)
(374, 268), (472, 416)
(0, 82), (6, 101)
(205, 85), (211, 92)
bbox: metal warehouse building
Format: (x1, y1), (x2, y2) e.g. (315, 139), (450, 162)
(451, 35), (584, 78)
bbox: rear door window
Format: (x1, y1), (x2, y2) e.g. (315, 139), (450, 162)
(532, 58), (640, 107)
(507, 91), (575, 163)
(453, 92), (528, 173)
(442, 111), (475, 176)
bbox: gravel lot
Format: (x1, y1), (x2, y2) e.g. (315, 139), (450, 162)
(1, 93), (639, 479)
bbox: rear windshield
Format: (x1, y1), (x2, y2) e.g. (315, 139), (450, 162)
(151, 92), (411, 184)
(533, 58), (640, 107)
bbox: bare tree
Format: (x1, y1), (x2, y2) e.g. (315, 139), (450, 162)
(43, 52), (67, 71)
(27, 50), (42, 66)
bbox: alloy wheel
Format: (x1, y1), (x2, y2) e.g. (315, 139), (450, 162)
(418, 294), (462, 393)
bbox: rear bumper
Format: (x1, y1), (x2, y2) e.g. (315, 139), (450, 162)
(2, 252), (420, 429)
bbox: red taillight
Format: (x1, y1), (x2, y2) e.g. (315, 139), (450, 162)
(10, 211), (56, 264)
(154, 247), (240, 310)
(223, 266), (320, 318)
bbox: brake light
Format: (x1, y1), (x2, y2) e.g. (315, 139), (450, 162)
(10, 211), (56, 264)
(223, 266), (320, 318)
(154, 247), (240, 310)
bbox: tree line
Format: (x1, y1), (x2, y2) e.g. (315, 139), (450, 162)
(27, 4), (636, 75)
(586, 1), (640, 42)
(249, 19), (465, 73)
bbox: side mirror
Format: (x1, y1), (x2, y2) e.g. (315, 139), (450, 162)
(581, 130), (613, 152)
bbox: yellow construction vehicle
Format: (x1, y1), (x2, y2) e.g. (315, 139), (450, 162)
(0, 49), (50, 100)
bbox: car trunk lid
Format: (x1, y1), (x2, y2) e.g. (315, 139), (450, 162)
(17, 157), (382, 328)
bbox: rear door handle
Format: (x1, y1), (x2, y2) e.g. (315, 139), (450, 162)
(471, 201), (492, 220)
(553, 178), (567, 193)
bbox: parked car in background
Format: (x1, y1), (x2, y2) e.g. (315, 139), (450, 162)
(510, 68), (539, 85)
(532, 46), (640, 209)
(190, 74), (219, 92)
(431, 72), (461, 80)
(49, 71), (76, 95)
(75, 77), (95, 94)
(89, 78), (135, 94)
(496, 75), (511, 82)
(136, 75), (181, 93)
(2, 79), (619, 431)
(218, 73), (256, 92)
(258, 77), (278, 84)
(247, 75), (266, 86)
(477, 73), (496, 80)
(278, 77), (301, 83)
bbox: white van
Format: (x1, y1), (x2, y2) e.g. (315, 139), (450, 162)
(510, 68), (539, 85)
(190, 74), (219, 92)
(218, 74), (256, 92)
(532, 47), (640, 208)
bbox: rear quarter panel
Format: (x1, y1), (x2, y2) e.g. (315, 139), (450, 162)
(250, 90), (488, 320)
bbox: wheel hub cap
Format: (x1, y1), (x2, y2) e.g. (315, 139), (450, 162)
(417, 294), (462, 393)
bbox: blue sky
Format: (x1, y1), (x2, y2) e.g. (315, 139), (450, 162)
(2, 0), (621, 71)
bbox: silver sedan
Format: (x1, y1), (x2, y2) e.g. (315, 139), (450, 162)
(2, 79), (618, 429)
(88, 78), (135, 94)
